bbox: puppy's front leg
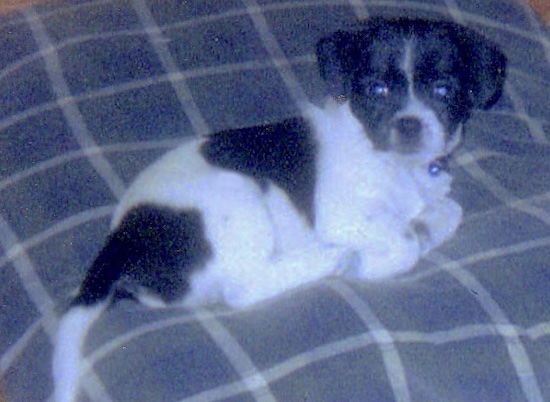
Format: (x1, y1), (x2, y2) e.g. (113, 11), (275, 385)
(332, 213), (422, 281)
(349, 235), (421, 281)
(413, 197), (463, 255)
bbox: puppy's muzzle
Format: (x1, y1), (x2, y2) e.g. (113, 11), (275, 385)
(391, 116), (423, 153)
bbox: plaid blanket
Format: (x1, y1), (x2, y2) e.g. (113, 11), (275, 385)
(1, 0), (549, 401)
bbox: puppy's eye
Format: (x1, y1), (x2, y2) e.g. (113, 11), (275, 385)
(370, 83), (390, 97)
(433, 81), (451, 98)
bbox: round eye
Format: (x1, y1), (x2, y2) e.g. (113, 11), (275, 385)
(433, 82), (450, 98)
(428, 162), (442, 176)
(373, 83), (390, 97)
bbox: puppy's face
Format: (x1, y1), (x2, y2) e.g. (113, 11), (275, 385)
(317, 18), (507, 162)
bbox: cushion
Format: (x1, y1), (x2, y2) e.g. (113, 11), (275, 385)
(1, 0), (549, 400)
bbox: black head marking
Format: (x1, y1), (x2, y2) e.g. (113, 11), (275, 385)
(316, 18), (507, 155)
(317, 18), (506, 109)
(316, 30), (358, 99)
(452, 25), (507, 109)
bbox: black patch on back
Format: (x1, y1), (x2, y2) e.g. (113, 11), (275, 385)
(200, 118), (318, 224)
(72, 206), (212, 306)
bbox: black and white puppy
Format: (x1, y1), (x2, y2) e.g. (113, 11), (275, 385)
(53, 18), (506, 402)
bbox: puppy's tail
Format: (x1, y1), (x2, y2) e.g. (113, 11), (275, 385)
(52, 302), (107, 402)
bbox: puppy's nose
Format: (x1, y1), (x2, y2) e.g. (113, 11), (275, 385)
(395, 117), (422, 139)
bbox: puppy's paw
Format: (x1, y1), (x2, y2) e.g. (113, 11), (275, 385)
(410, 219), (432, 254)
(335, 249), (362, 277)
(343, 236), (421, 281)
(223, 285), (265, 309)
(416, 198), (463, 254)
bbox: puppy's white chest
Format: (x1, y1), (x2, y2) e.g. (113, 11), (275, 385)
(308, 102), (424, 244)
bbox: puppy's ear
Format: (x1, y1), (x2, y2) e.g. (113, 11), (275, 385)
(316, 31), (358, 99)
(458, 27), (507, 109)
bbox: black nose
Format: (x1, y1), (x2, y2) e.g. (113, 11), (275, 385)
(395, 117), (422, 139)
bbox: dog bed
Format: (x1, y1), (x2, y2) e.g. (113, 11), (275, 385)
(1, 0), (549, 400)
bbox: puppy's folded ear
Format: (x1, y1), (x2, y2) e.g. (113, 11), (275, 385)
(316, 31), (358, 99)
(458, 27), (507, 109)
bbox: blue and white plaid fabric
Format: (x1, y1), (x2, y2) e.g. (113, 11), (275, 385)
(1, 1), (549, 400)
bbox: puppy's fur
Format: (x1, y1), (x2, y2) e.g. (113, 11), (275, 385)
(53, 18), (506, 402)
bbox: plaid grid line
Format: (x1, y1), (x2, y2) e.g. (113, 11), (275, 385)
(0, 207), (112, 399)
(21, 9), (124, 400)
(176, 330), (378, 402)
(517, 3), (550, 63)
(462, 160), (550, 224)
(0, 138), (181, 192)
(504, 82), (549, 143)
(195, 311), (278, 401)
(0, 55), (317, 135)
(22, 6), (127, 200)
(0, 2), (544, 134)
(77, 303), (550, 395)
(347, 0), (371, 20)
(1, 0), (549, 400)
(0, 215), (56, 334)
(325, 281), (411, 401)
(3, 0), (547, 41)
(140, 317), (550, 402)
(242, 0), (310, 106)
(0, 206), (113, 270)
(0, 319), (41, 376)
(430, 252), (545, 401)
(426, 91), (550, 398)
(132, 0), (210, 137)
(428, 66), (550, 398)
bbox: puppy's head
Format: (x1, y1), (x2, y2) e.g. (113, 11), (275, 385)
(317, 18), (507, 162)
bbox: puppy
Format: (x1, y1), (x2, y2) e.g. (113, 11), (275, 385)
(53, 17), (506, 402)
